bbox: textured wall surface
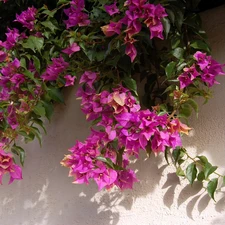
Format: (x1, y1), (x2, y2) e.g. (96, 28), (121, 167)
(1, 6), (225, 225)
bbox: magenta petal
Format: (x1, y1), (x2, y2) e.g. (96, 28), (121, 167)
(9, 164), (22, 184)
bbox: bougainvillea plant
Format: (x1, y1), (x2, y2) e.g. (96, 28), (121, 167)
(0, 0), (224, 201)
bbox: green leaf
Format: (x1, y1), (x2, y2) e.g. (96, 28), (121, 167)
(30, 126), (42, 146)
(197, 155), (208, 165)
(174, 7), (184, 31)
(23, 70), (36, 83)
(197, 171), (205, 181)
(186, 163), (197, 184)
(204, 162), (218, 179)
(176, 167), (185, 177)
(179, 103), (192, 118)
(18, 130), (35, 143)
(207, 178), (218, 201)
(34, 103), (46, 117)
(22, 36), (44, 53)
(177, 62), (187, 72)
(223, 176), (225, 186)
(32, 55), (41, 73)
(20, 58), (27, 69)
(41, 101), (54, 120)
(97, 156), (113, 167)
(164, 148), (170, 164)
(40, 9), (57, 17)
(122, 77), (138, 96)
(190, 40), (211, 53)
(11, 145), (25, 166)
(178, 159), (185, 165)
(166, 8), (175, 24)
(165, 61), (176, 78)
(162, 17), (171, 39)
(186, 99), (199, 115)
(172, 47), (184, 59)
(105, 55), (120, 67)
(41, 20), (58, 33)
(96, 156), (123, 170)
(171, 36), (181, 49)
(31, 118), (47, 134)
(57, 0), (70, 5)
(172, 147), (185, 164)
(48, 87), (64, 103)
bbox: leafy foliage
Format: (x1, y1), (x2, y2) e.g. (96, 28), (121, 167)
(0, 0), (224, 201)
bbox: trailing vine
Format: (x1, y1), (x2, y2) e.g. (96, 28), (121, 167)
(0, 0), (224, 201)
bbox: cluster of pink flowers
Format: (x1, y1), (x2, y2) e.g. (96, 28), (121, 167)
(63, 0), (90, 29)
(0, 4), (78, 139)
(0, 146), (22, 184)
(0, 7), (38, 51)
(0, 28), (20, 50)
(0, 57), (42, 135)
(61, 71), (189, 190)
(15, 6), (37, 30)
(101, 1), (167, 62)
(41, 56), (69, 81)
(178, 51), (225, 89)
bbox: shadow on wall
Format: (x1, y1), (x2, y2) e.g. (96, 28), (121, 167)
(161, 4), (225, 220)
(0, 86), (168, 225)
(1, 82), (225, 225)
(2, 6), (225, 224)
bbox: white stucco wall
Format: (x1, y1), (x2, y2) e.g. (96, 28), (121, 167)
(1, 5), (225, 225)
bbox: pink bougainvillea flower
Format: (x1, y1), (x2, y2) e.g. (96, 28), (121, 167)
(124, 0), (147, 8)
(149, 22), (164, 39)
(154, 4), (168, 18)
(62, 43), (80, 57)
(151, 130), (170, 152)
(79, 71), (97, 87)
(1, 58), (20, 77)
(125, 19), (142, 38)
(201, 70), (220, 87)
(8, 164), (22, 184)
(92, 164), (118, 190)
(183, 65), (199, 80)
(194, 51), (209, 70)
(64, 75), (76, 87)
(115, 169), (138, 190)
(0, 149), (13, 170)
(1, 28), (20, 50)
(0, 148), (22, 184)
(105, 126), (117, 141)
(143, 4), (167, 40)
(10, 73), (25, 88)
(7, 105), (19, 130)
(41, 56), (69, 81)
(168, 132), (182, 149)
(70, 0), (85, 9)
(0, 51), (7, 62)
(105, 2), (120, 16)
(15, 6), (37, 30)
(125, 43), (137, 62)
(178, 73), (193, 89)
(101, 21), (122, 37)
(63, 7), (90, 29)
(168, 119), (192, 135)
(0, 89), (10, 101)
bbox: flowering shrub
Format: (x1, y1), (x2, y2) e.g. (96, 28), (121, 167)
(0, 0), (224, 201)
